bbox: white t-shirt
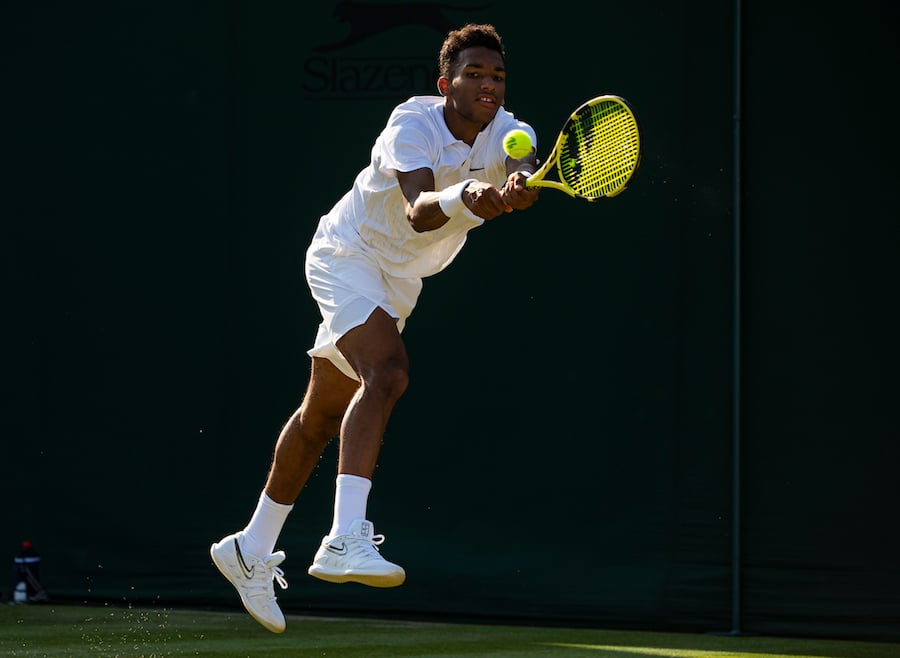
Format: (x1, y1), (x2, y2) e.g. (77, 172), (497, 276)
(311, 95), (537, 279)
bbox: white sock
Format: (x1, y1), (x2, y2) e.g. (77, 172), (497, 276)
(327, 474), (372, 538)
(241, 492), (293, 558)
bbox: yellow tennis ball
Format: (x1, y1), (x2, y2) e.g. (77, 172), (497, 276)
(503, 129), (532, 159)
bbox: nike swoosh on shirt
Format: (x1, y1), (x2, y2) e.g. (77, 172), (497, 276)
(469, 167), (485, 171)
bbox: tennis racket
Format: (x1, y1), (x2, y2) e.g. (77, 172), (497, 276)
(526, 95), (641, 201)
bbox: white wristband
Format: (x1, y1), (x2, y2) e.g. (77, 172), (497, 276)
(438, 179), (477, 218)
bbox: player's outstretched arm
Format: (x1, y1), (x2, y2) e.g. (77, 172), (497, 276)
(399, 168), (512, 232)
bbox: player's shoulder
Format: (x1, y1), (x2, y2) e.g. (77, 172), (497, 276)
(397, 95), (443, 110)
(492, 106), (530, 130)
(389, 96), (443, 123)
(488, 106), (537, 145)
(384, 96), (445, 141)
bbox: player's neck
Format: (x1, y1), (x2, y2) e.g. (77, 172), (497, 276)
(442, 106), (485, 146)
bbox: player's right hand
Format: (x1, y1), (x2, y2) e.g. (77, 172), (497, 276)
(463, 181), (513, 219)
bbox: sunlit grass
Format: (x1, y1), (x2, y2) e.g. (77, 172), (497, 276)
(546, 644), (836, 657)
(1, 604), (897, 658)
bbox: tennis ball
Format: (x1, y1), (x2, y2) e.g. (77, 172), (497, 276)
(503, 129), (532, 159)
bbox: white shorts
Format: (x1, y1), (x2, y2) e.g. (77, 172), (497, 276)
(305, 235), (423, 381)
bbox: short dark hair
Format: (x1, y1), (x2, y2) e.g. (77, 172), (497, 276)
(438, 23), (506, 79)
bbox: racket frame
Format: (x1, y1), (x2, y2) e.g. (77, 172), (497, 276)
(526, 95), (641, 201)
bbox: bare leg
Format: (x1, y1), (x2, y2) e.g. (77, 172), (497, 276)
(333, 306), (409, 477)
(264, 357), (359, 505)
(263, 306), (408, 503)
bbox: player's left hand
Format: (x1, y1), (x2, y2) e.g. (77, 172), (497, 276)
(501, 171), (540, 210)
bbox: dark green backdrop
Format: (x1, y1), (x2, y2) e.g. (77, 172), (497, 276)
(2, 0), (898, 642)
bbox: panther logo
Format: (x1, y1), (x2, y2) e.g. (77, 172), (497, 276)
(314, 0), (492, 52)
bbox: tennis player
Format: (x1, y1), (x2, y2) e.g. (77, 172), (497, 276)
(211, 23), (539, 633)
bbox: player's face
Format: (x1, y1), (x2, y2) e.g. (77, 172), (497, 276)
(442, 46), (506, 131)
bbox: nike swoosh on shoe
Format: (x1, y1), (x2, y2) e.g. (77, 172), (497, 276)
(234, 539), (255, 579)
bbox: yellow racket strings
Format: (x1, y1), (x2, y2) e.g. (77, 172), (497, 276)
(560, 101), (640, 198)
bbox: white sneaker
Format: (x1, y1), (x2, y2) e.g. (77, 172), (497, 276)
(307, 519), (406, 588)
(210, 532), (288, 633)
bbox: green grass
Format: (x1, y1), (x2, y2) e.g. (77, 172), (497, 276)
(1, 604), (897, 658)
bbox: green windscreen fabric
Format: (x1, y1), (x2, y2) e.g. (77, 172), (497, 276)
(3, 0), (897, 642)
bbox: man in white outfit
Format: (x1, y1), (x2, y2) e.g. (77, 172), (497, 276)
(211, 22), (540, 633)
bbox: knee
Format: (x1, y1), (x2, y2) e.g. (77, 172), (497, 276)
(360, 358), (409, 403)
(299, 412), (344, 447)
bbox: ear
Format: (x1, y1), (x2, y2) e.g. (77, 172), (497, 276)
(437, 76), (450, 96)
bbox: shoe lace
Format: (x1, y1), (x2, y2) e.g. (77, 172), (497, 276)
(270, 565), (288, 591)
(246, 558), (288, 599)
(350, 532), (386, 557)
